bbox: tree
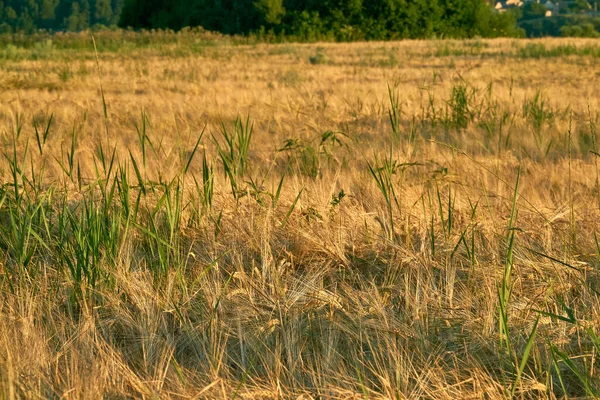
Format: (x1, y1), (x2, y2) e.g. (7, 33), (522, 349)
(5, 5), (17, 20)
(64, 1), (89, 31)
(255, 0), (285, 25)
(120, 0), (171, 29)
(94, 0), (113, 25)
(486, 8), (523, 37)
(40, 0), (59, 20)
(521, 2), (547, 20)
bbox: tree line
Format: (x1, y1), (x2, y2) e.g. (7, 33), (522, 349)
(118, 0), (523, 39)
(0, 0), (124, 33)
(2, 0), (598, 39)
(0, 0), (524, 39)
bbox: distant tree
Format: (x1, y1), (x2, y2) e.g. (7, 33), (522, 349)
(18, 10), (36, 33)
(94, 0), (113, 25)
(120, 0), (170, 29)
(40, 0), (59, 20)
(255, 0), (285, 25)
(28, 0), (41, 19)
(4, 5), (17, 21)
(64, 1), (89, 30)
(110, 0), (124, 24)
(520, 2), (547, 20)
(561, 21), (599, 36)
(116, 0), (524, 39)
(487, 9), (523, 37)
(80, 0), (91, 23)
(4, 5), (17, 31)
(38, 0), (60, 29)
(0, 0), (125, 31)
(567, 0), (592, 13)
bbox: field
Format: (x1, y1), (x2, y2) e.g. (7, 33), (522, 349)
(1, 31), (600, 399)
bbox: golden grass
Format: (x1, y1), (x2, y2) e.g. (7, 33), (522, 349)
(0, 34), (600, 398)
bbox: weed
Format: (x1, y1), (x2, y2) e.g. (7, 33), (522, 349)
(388, 82), (403, 142)
(213, 115), (253, 197)
(277, 69), (301, 86)
(309, 50), (328, 65)
(523, 91), (555, 157)
(368, 149), (400, 242)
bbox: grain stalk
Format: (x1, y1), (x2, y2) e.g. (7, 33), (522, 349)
(498, 167), (520, 353)
(589, 105), (599, 209)
(91, 33), (110, 141)
(568, 114), (575, 255)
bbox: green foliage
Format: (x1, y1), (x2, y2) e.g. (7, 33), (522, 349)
(520, 2), (548, 21)
(118, 0), (522, 40)
(519, 12), (600, 38)
(517, 42), (600, 58)
(255, 0), (285, 25)
(561, 21), (600, 37)
(0, 0), (526, 38)
(0, 0), (124, 33)
(213, 116), (254, 198)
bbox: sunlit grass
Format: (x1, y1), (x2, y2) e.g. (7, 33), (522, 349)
(0, 31), (599, 398)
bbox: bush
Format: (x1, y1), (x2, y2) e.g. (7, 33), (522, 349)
(561, 22), (600, 37)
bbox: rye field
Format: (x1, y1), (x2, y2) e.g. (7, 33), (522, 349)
(1, 30), (600, 399)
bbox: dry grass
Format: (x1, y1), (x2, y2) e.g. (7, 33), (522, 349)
(0, 33), (600, 399)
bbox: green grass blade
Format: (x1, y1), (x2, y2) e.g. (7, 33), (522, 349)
(510, 317), (539, 398)
(183, 126), (205, 175)
(282, 187), (303, 227)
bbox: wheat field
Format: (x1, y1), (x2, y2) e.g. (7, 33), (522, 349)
(1, 31), (600, 399)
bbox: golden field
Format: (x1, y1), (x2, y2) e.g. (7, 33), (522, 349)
(1, 32), (600, 398)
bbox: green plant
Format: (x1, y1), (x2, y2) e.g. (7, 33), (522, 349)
(523, 91), (554, 132)
(213, 115), (253, 198)
(498, 168), (520, 352)
(387, 82), (402, 142)
(368, 150), (400, 242)
(134, 109), (152, 169)
(192, 152), (214, 219)
(493, 168), (543, 398)
(33, 113), (53, 156)
(308, 50), (327, 65)
(278, 130), (349, 178)
(589, 106), (599, 208)
(537, 299), (600, 398)
(443, 80), (477, 131)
